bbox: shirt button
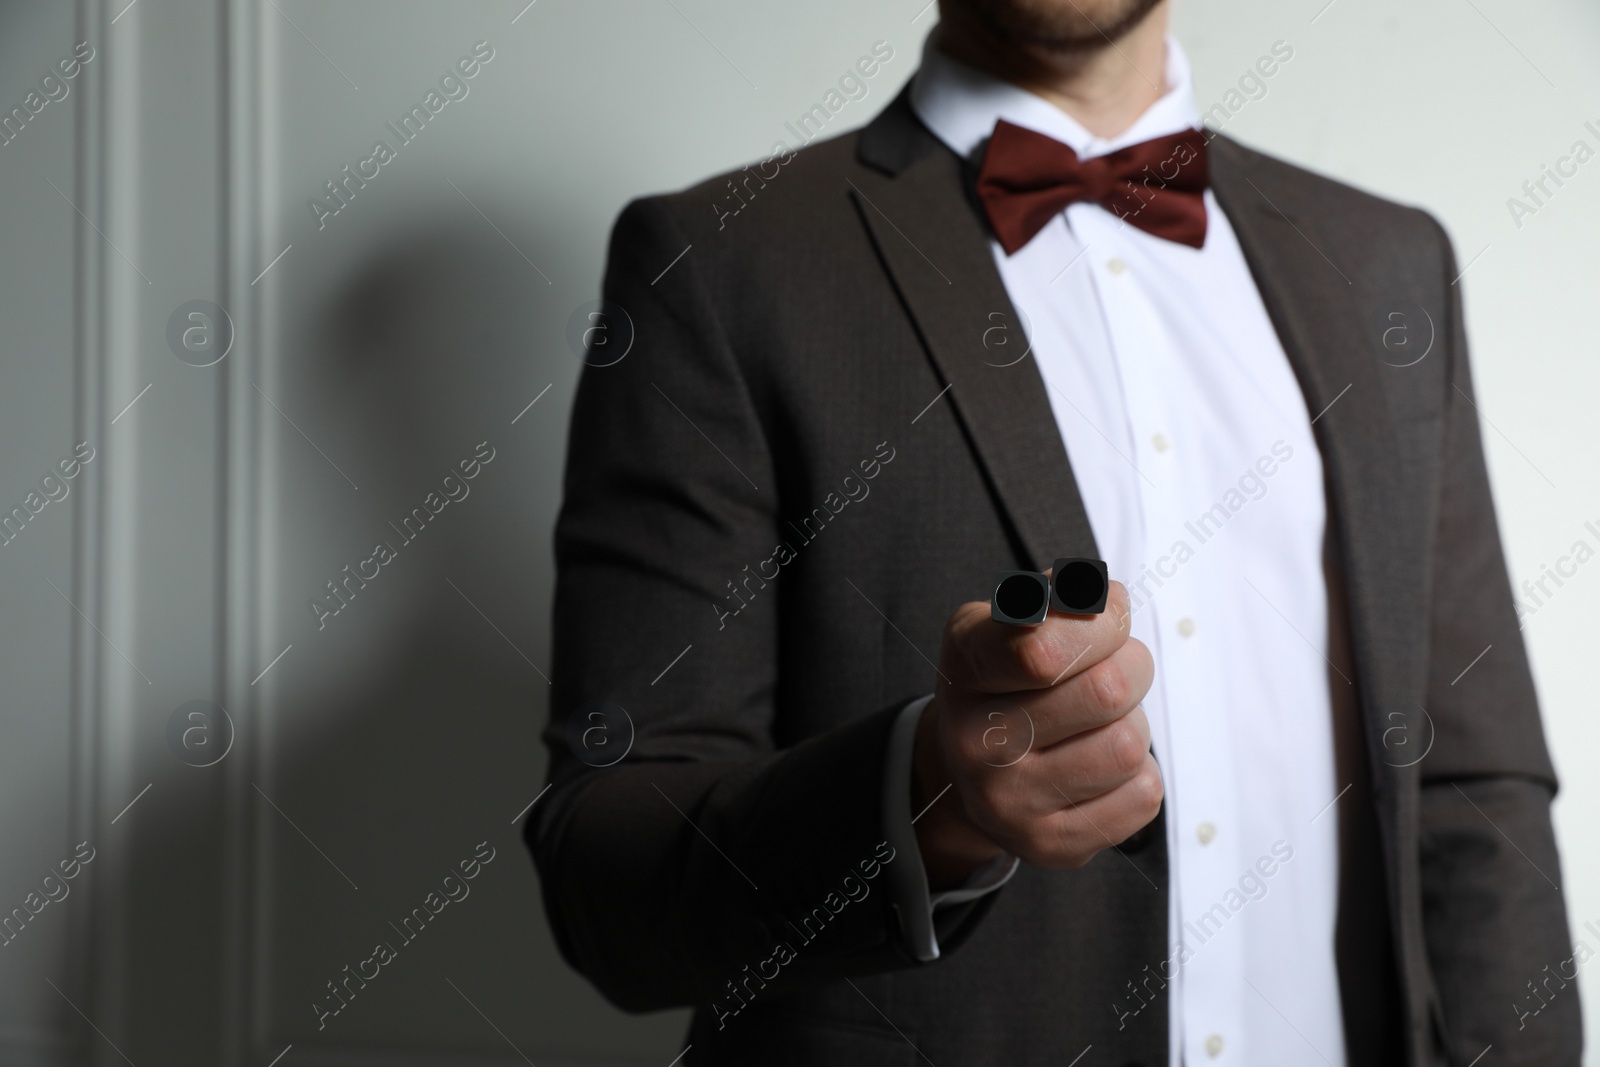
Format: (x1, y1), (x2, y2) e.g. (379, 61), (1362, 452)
(1196, 821), (1216, 845)
(1205, 1033), (1225, 1057)
(1177, 617), (1196, 637)
(1152, 433), (1170, 452)
(1106, 257), (1128, 274)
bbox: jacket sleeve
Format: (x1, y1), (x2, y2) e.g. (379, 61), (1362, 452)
(1415, 215), (1581, 1065)
(526, 194), (942, 1013)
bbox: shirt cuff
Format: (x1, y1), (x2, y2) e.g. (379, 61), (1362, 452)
(881, 694), (1019, 962)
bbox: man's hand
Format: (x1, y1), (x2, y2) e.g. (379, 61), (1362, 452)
(911, 580), (1161, 888)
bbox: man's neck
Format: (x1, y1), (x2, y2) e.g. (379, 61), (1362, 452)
(932, 4), (1169, 140)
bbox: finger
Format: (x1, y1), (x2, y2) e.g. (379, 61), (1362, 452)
(944, 581), (1132, 694)
(1013, 754), (1164, 869)
(956, 703), (1151, 816)
(1020, 636), (1153, 749)
(947, 638), (1149, 767)
(1031, 705), (1152, 804)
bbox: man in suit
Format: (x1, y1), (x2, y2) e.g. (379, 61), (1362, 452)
(528, 1), (1581, 1063)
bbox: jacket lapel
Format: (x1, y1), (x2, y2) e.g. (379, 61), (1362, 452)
(1209, 138), (1423, 766)
(852, 94), (1098, 572)
(1209, 137), (1431, 1050)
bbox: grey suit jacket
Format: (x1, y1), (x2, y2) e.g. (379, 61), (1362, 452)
(527, 86), (1580, 1067)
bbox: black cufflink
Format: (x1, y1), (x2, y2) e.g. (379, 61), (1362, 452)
(990, 558), (1108, 625)
(1051, 557), (1108, 615)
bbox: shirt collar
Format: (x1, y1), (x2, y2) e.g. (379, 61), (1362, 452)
(909, 31), (1201, 163)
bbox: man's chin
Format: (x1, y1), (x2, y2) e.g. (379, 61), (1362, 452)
(953, 0), (1165, 52)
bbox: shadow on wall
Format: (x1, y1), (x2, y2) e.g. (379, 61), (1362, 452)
(108, 214), (690, 1061)
(264, 216), (690, 1058)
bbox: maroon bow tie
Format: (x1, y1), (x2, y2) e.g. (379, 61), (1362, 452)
(975, 119), (1210, 255)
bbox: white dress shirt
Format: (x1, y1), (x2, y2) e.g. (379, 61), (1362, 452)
(881, 34), (1349, 1067)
